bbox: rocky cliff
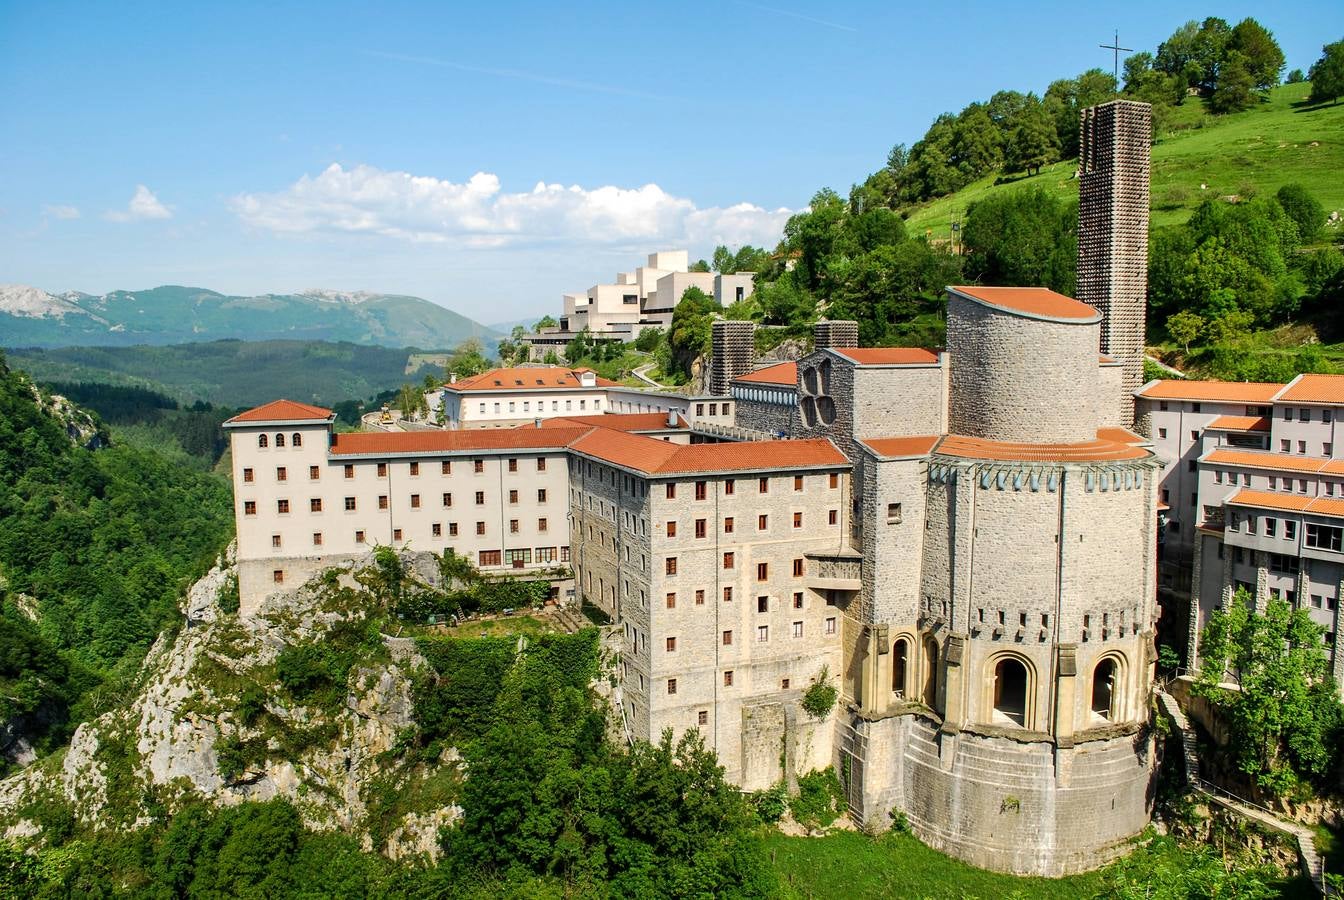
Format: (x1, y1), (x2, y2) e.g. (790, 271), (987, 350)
(0, 546), (462, 859)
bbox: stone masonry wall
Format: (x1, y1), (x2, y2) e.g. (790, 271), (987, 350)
(946, 295), (1101, 444)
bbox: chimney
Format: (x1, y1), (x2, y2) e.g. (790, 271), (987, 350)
(709, 320), (756, 397)
(814, 319), (859, 351)
(1077, 99), (1151, 427)
(450, 373), (457, 384)
(666, 409), (678, 428)
(535, 417), (543, 429)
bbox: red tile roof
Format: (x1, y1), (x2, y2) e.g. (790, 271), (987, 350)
(1277, 374), (1344, 405)
(226, 399), (333, 424)
(831, 348), (940, 366)
(936, 434), (1149, 462)
(860, 436), (941, 458)
(734, 361), (797, 385)
(1097, 426), (1147, 445)
(536, 412), (686, 431)
(329, 427), (590, 456)
(1226, 489), (1344, 519)
(445, 366), (620, 392)
(569, 429), (847, 475)
(948, 285), (1100, 322)
(1206, 415), (1270, 433)
(1203, 448), (1334, 474)
(1136, 380), (1284, 402)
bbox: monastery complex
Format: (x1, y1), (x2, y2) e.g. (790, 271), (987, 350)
(221, 99), (1344, 876)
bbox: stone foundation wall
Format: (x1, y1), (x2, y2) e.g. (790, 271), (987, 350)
(896, 716), (1154, 876)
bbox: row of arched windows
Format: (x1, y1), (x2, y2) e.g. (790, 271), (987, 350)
(890, 637), (1125, 729)
(258, 432), (303, 448)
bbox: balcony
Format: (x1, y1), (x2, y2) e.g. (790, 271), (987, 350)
(805, 546), (862, 592)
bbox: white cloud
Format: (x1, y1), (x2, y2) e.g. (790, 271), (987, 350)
(105, 185), (172, 222)
(42, 204), (81, 220)
(231, 164), (793, 252)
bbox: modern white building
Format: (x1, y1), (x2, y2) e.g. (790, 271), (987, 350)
(524, 250), (756, 359)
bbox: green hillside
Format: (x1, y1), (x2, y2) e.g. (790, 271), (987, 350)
(904, 84), (1343, 241)
(4, 340), (445, 409)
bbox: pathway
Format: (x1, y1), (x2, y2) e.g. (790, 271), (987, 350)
(631, 361), (666, 390)
(1144, 354), (1187, 378)
(1155, 688), (1328, 895)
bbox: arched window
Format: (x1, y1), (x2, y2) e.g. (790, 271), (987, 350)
(922, 638), (939, 709)
(258, 433), (269, 448)
(1092, 658), (1117, 721)
(275, 433), (286, 447)
(292, 432), (303, 447)
(992, 658), (1028, 727)
(892, 638), (909, 698)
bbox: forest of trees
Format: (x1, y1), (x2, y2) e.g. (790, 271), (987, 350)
(0, 356), (234, 771)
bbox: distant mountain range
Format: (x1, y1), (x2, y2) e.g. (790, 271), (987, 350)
(0, 284), (500, 350)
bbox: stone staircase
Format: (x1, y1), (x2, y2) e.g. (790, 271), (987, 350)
(1155, 688), (1327, 896)
(547, 604), (589, 633)
(1154, 690), (1200, 785)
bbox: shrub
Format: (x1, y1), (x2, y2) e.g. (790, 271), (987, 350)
(790, 768), (845, 829)
(801, 666), (838, 718)
(217, 572), (240, 614)
(752, 784), (789, 824)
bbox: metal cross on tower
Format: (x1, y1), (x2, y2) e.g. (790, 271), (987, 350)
(1099, 30), (1133, 85)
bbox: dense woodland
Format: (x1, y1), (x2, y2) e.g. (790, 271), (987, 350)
(0, 356), (233, 771)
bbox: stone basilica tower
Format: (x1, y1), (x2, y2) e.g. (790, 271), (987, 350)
(1077, 100), (1151, 427)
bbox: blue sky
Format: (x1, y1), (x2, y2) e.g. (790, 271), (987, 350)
(2, 1), (1341, 324)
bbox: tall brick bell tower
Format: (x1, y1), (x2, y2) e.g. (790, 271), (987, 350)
(1077, 99), (1151, 427)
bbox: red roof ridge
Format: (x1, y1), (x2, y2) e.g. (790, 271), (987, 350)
(860, 435), (942, 458)
(329, 426), (592, 456)
(1136, 379), (1284, 403)
(830, 347), (940, 366)
(445, 366), (621, 392)
(734, 361), (797, 385)
(947, 285), (1100, 323)
(569, 430), (847, 475)
(226, 398), (333, 424)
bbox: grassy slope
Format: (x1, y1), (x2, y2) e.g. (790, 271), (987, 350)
(764, 831), (1102, 899)
(904, 84), (1344, 241)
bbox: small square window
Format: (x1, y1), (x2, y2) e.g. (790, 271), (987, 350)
(698, 710), (708, 726)
(829, 473), (838, 489)
(757, 596), (769, 613)
(273, 569), (284, 583)
(441, 461), (452, 475)
(724, 670), (733, 686)
(666, 592), (676, 608)
(272, 534), (282, 548)
(723, 586), (733, 602)
(695, 589), (705, 605)
(667, 521), (677, 537)
(378, 495), (388, 510)
(757, 625), (769, 642)
(309, 465), (320, 480)
(409, 462), (419, 476)
(759, 477), (769, 494)
(666, 637), (676, 652)
(828, 509), (838, 525)
(344, 464), (354, 479)
(794, 475), (804, 491)
(724, 479), (735, 495)
(758, 514), (768, 531)
(825, 617), (836, 635)
(793, 591), (803, 609)
(312, 532), (323, 546)
(887, 502), (902, 524)
(355, 530), (365, 543)
(723, 552), (735, 569)
(757, 562), (769, 580)
(723, 630), (733, 645)
(377, 463), (387, 477)
(781, 677), (790, 689)
(667, 679), (677, 695)
(724, 517), (734, 534)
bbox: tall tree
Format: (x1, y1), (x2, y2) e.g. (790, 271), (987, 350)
(1210, 50), (1256, 113)
(1229, 18), (1285, 92)
(1308, 40), (1344, 105)
(1194, 592), (1344, 796)
(1004, 104), (1060, 175)
(961, 188), (1077, 295)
